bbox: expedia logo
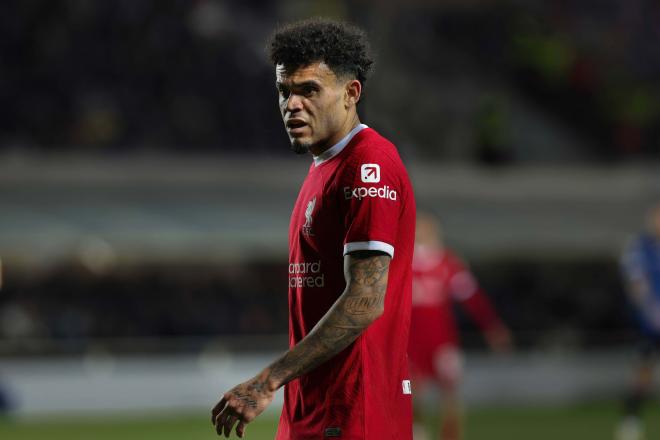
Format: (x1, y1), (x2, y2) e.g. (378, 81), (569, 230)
(343, 185), (397, 201)
(361, 164), (380, 183)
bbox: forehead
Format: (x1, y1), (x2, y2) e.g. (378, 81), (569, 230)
(275, 62), (337, 84)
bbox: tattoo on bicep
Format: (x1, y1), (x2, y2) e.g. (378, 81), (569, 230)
(348, 254), (390, 287)
(343, 254), (390, 315)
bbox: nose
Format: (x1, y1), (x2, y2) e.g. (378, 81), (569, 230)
(285, 93), (304, 114)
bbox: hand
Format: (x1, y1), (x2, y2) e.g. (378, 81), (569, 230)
(211, 373), (276, 438)
(485, 325), (513, 354)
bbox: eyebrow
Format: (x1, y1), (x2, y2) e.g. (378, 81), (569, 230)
(275, 80), (322, 89)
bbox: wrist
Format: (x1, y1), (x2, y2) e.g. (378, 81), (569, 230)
(257, 368), (280, 393)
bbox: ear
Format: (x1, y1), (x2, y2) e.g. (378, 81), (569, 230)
(345, 79), (362, 108)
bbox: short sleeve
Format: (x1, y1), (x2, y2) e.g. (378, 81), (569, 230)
(340, 153), (403, 258)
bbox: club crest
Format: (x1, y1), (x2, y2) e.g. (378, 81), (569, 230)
(302, 197), (316, 236)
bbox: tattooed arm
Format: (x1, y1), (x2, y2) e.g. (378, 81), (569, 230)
(267, 251), (390, 383)
(211, 251), (391, 438)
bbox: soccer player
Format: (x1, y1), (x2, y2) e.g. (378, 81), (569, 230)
(409, 213), (511, 440)
(616, 203), (660, 440)
(211, 18), (416, 439)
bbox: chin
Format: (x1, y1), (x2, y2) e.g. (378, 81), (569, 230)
(290, 139), (311, 155)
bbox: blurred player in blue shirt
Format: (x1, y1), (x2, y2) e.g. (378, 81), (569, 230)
(617, 203), (660, 440)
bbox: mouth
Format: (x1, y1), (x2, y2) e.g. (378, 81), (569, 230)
(285, 119), (308, 135)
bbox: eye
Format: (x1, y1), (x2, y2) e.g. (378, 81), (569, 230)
(278, 86), (290, 99)
(302, 85), (316, 97)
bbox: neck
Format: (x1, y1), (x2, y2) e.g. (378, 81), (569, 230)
(310, 113), (360, 156)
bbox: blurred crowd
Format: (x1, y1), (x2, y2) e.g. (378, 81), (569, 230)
(0, 257), (630, 352)
(510, 1), (660, 158)
(1, 0), (658, 160)
(389, 0), (660, 162)
(0, 262), (288, 349)
(0, 0), (282, 153)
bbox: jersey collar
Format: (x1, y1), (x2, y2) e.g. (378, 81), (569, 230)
(313, 124), (368, 166)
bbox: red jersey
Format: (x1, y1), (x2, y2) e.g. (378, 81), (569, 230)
(277, 125), (416, 440)
(408, 246), (501, 378)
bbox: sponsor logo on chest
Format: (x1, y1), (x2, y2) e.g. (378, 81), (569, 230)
(288, 261), (324, 288)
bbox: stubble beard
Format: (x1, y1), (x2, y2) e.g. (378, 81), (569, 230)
(290, 139), (311, 155)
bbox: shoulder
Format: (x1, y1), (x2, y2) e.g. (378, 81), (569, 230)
(339, 127), (408, 183)
(348, 128), (403, 166)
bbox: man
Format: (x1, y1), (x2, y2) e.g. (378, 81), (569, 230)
(409, 213), (511, 440)
(211, 18), (416, 439)
(616, 203), (660, 440)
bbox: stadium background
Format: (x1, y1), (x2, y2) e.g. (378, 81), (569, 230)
(1, 0), (659, 439)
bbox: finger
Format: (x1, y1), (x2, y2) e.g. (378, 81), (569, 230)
(224, 415), (238, 438)
(222, 414), (233, 438)
(215, 410), (228, 436)
(236, 421), (246, 438)
(214, 413), (221, 436)
(211, 397), (227, 424)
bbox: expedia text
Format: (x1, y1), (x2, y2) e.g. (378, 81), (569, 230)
(343, 185), (397, 201)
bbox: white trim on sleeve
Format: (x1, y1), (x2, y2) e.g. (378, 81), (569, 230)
(343, 241), (394, 258)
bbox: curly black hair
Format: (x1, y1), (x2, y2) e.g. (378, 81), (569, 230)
(267, 18), (374, 86)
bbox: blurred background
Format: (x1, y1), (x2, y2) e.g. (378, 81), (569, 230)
(1, 0), (659, 439)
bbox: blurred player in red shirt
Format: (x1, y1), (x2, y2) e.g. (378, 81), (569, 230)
(409, 213), (511, 440)
(212, 19), (416, 439)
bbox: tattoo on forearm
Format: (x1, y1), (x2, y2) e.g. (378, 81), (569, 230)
(267, 253), (391, 387)
(345, 295), (385, 314)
